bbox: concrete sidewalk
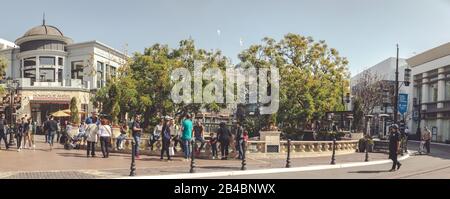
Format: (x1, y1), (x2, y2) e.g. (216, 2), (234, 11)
(0, 135), (396, 179)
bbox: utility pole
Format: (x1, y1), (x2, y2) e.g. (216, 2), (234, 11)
(394, 44), (399, 124)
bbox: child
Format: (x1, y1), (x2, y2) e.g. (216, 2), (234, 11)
(209, 132), (218, 159)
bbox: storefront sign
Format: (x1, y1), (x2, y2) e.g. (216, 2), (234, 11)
(30, 94), (71, 101)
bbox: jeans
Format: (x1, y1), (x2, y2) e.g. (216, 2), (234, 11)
(150, 135), (160, 151)
(133, 135), (141, 156)
(173, 136), (183, 152)
(86, 141), (96, 157)
(100, 137), (111, 158)
(183, 139), (191, 159)
(220, 140), (230, 158)
(211, 143), (217, 157)
(160, 140), (171, 160)
(236, 139), (244, 159)
(425, 140), (431, 153)
(116, 134), (127, 149)
(0, 131), (8, 149)
(195, 136), (206, 151)
(16, 134), (23, 149)
(48, 131), (56, 146)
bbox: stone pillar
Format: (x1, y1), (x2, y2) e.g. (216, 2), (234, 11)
(438, 68), (445, 108)
(421, 73), (429, 129)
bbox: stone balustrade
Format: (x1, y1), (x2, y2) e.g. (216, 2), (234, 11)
(76, 136), (358, 159)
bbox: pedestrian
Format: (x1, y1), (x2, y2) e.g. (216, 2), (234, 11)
(160, 116), (172, 160)
(150, 119), (163, 151)
(217, 122), (232, 160)
(85, 114), (99, 158)
(43, 116), (49, 143)
(16, 118), (25, 152)
(76, 121), (87, 145)
(131, 114), (143, 159)
(0, 114), (9, 150)
(193, 121), (206, 153)
(181, 114), (194, 161)
(172, 118), (183, 153)
(388, 124), (402, 172)
(56, 120), (62, 143)
(403, 126), (410, 153)
(209, 132), (218, 159)
(234, 121), (245, 160)
(47, 116), (58, 151)
(22, 117), (32, 149)
(116, 122), (128, 150)
(422, 127), (432, 154)
(99, 116), (112, 158)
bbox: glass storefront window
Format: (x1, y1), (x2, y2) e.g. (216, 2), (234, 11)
(58, 57), (63, 66)
(39, 68), (55, 82)
(58, 69), (63, 83)
(39, 56), (55, 66)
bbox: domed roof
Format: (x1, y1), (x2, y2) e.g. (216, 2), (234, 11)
(23, 24), (64, 37)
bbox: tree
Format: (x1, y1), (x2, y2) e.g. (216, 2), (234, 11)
(352, 70), (385, 117)
(238, 34), (349, 131)
(93, 39), (230, 128)
(70, 97), (80, 124)
(352, 98), (364, 132)
(0, 57), (7, 95)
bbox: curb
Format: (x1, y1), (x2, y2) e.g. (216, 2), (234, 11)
(118, 152), (411, 179)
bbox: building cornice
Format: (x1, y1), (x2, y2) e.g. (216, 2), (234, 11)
(15, 35), (73, 45)
(66, 40), (128, 60)
(406, 42), (450, 68)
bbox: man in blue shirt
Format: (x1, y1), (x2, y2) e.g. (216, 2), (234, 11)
(181, 114), (193, 160)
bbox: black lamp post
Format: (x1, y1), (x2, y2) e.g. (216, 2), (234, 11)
(6, 78), (19, 146)
(393, 45), (412, 125)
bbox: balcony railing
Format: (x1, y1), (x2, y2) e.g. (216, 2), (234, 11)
(16, 78), (90, 89)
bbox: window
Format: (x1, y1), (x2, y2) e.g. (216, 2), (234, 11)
(97, 61), (104, 88)
(58, 69), (63, 83)
(430, 83), (438, 102)
(58, 57), (63, 66)
(106, 64), (111, 79)
(39, 56), (55, 65)
(446, 81), (450, 100)
(71, 61), (84, 80)
(24, 69), (36, 84)
(111, 66), (117, 77)
(39, 68), (55, 82)
(24, 57), (36, 67)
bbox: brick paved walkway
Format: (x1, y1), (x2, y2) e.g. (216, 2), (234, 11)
(0, 135), (391, 179)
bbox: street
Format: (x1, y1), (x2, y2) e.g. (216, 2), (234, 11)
(201, 142), (450, 179)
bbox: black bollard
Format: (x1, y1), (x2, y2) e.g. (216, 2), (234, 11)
(364, 139), (369, 162)
(241, 141), (247, 170)
(129, 141), (136, 176)
(330, 138), (336, 165)
(286, 139), (292, 168)
(190, 140), (196, 173)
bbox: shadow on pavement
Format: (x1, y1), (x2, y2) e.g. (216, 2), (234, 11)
(348, 170), (391, 174)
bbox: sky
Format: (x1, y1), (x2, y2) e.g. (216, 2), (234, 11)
(1, 0), (450, 76)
